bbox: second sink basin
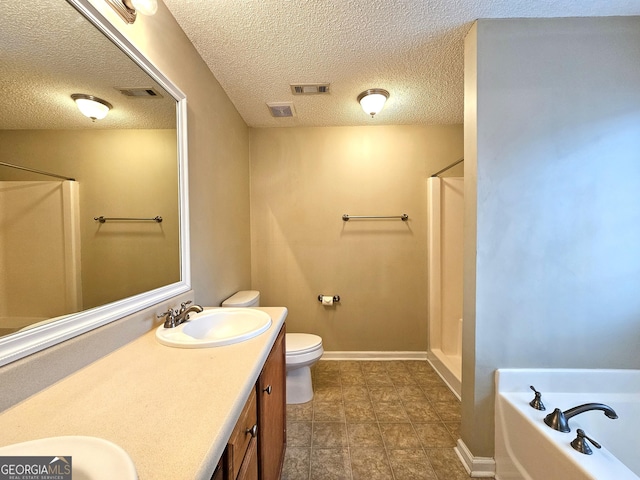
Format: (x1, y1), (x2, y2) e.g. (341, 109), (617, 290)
(0, 436), (137, 480)
(156, 308), (272, 348)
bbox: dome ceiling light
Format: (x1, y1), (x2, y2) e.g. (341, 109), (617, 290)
(71, 94), (113, 122)
(357, 89), (389, 118)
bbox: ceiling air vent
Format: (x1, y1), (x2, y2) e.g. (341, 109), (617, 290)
(290, 83), (330, 95)
(267, 102), (296, 118)
(115, 87), (163, 98)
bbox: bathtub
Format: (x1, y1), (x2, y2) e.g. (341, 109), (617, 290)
(495, 369), (640, 480)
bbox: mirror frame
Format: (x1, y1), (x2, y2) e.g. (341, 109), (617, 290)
(0, 0), (191, 367)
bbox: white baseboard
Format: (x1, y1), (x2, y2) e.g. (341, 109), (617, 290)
(320, 351), (428, 361)
(455, 439), (496, 478)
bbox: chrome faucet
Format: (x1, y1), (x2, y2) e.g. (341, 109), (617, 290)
(158, 301), (204, 328)
(544, 403), (618, 432)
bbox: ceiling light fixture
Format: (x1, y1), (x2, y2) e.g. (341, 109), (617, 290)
(104, 0), (158, 24)
(357, 89), (389, 118)
(71, 94), (113, 121)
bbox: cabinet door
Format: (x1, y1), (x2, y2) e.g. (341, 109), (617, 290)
(236, 437), (258, 480)
(256, 325), (286, 480)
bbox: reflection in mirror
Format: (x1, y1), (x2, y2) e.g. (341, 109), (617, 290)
(0, 0), (189, 363)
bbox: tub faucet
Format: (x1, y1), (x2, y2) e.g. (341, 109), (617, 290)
(544, 403), (618, 432)
(158, 301), (204, 328)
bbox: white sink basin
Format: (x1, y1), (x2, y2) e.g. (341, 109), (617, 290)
(0, 436), (137, 480)
(155, 308), (272, 348)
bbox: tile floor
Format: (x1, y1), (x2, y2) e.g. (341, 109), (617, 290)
(282, 360), (490, 480)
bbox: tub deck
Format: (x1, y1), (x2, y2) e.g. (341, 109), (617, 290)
(495, 369), (640, 480)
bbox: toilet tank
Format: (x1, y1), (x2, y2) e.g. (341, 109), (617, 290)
(221, 290), (260, 307)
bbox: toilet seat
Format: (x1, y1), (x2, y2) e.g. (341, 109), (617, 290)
(286, 333), (322, 356)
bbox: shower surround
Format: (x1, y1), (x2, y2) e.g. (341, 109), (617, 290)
(427, 176), (464, 397)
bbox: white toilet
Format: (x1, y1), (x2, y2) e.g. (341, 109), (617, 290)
(221, 291), (323, 404)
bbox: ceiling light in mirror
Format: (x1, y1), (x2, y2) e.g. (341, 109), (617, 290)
(130, 0), (158, 16)
(71, 94), (113, 121)
(105, 0), (158, 24)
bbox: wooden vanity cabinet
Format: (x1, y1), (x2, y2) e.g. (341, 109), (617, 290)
(215, 388), (258, 480)
(256, 325), (286, 480)
(212, 325), (286, 480)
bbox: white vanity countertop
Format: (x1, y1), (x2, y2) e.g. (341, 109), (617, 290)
(0, 306), (287, 480)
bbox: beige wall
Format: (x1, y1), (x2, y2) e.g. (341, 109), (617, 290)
(0, 129), (179, 310)
(250, 125), (462, 351)
(463, 17), (640, 460)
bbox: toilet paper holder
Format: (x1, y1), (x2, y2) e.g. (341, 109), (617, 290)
(318, 294), (340, 303)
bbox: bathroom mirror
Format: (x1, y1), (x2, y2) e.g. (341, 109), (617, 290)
(0, 0), (190, 366)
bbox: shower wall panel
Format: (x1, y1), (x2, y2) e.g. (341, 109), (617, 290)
(0, 181), (81, 326)
(427, 176), (464, 394)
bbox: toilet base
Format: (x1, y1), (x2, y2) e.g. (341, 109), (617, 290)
(286, 365), (314, 404)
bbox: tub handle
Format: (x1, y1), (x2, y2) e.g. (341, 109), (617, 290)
(529, 385), (545, 411)
(571, 429), (601, 455)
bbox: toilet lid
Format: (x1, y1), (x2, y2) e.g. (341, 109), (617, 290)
(286, 333), (322, 355)
(221, 290), (260, 307)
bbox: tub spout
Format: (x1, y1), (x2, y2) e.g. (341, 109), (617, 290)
(544, 403), (618, 432)
(564, 403), (618, 421)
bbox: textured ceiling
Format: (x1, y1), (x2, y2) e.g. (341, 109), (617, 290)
(163, 0), (640, 127)
(0, 1), (175, 130)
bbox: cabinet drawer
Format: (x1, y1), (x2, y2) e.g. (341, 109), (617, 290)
(228, 388), (257, 479)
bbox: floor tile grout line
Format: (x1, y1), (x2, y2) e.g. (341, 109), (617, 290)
(340, 378), (355, 480)
(378, 373), (401, 480)
(308, 398), (313, 480)
(392, 365), (445, 480)
(396, 362), (454, 480)
(406, 363), (446, 479)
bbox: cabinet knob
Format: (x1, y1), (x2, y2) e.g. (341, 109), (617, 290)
(246, 424), (258, 438)
(263, 385), (272, 395)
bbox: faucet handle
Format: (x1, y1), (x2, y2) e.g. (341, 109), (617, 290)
(157, 309), (175, 319)
(157, 309), (178, 328)
(179, 300), (192, 313)
(571, 429), (601, 455)
(529, 385), (545, 411)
